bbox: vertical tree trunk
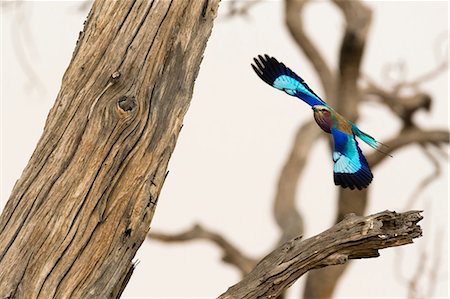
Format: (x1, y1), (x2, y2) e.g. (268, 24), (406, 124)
(0, 0), (219, 298)
(302, 2), (372, 298)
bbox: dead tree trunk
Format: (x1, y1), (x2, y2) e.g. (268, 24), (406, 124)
(0, 0), (219, 298)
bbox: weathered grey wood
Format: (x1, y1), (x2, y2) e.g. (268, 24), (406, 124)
(218, 210), (423, 299)
(0, 0), (219, 298)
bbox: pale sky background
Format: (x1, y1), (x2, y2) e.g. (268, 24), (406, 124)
(1, 1), (449, 298)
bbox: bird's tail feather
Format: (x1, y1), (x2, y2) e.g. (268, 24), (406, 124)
(352, 125), (393, 158)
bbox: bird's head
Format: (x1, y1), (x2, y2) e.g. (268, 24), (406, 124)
(312, 105), (333, 133)
(312, 105), (331, 115)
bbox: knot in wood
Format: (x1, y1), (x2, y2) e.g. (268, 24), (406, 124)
(118, 96), (136, 112)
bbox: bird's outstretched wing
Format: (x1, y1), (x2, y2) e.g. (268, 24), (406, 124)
(251, 54), (327, 107)
(331, 128), (373, 190)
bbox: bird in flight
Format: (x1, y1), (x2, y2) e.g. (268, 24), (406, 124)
(251, 54), (389, 190)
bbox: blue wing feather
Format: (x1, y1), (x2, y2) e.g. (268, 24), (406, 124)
(331, 128), (373, 190)
(251, 55), (327, 107)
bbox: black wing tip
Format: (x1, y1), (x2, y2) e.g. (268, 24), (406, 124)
(251, 54), (281, 85)
(334, 143), (374, 190)
(252, 54), (282, 70)
(334, 170), (374, 190)
(251, 54), (324, 102)
(251, 54), (298, 86)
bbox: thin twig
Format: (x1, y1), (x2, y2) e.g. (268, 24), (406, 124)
(407, 250), (427, 299)
(395, 33), (449, 90)
(405, 145), (442, 210)
(367, 128), (449, 167)
(221, 0), (262, 20)
(426, 227), (444, 298)
(9, 2), (47, 95)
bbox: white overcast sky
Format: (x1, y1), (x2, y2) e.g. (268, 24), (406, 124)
(1, 1), (449, 298)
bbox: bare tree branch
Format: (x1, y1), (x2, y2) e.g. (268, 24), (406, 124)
(274, 121), (321, 243)
(76, 0), (92, 12)
(333, 0), (372, 119)
(149, 224), (257, 276)
(392, 147), (446, 299)
(396, 33), (449, 90)
(6, 2), (48, 95)
(362, 34), (447, 127)
(218, 210), (423, 299)
(425, 227), (444, 298)
(363, 79), (432, 128)
(137, 3), (447, 298)
(303, 2), (373, 297)
(395, 213), (444, 299)
(408, 250), (427, 299)
(397, 59), (448, 90)
(367, 128), (450, 167)
(285, 0), (334, 99)
(405, 145), (442, 210)
(221, 0), (262, 20)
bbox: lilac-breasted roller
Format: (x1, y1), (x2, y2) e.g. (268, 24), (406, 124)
(251, 54), (386, 190)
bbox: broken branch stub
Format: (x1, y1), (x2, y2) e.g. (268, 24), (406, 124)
(218, 210), (422, 299)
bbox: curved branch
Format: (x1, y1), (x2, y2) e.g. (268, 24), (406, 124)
(333, 0), (372, 119)
(285, 0), (334, 99)
(368, 129), (450, 167)
(218, 210), (423, 299)
(363, 78), (432, 128)
(148, 224), (257, 276)
(304, 128), (449, 299)
(362, 34), (447, 127)
(405, 145), (442, 210)
(282, 2), (375, 298)
(304, 2), (373, 298)
(9, 2), (47, 95)
(398, 60), (448, 90)
(274, 121), (321, 243)
(396, 33), (449, 89)
(221, 0), (262, 20)
(426, 227), (445, 298)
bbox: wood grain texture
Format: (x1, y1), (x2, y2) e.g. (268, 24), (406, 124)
(218, 210), (423, 299)
(0, 0), (219, 298)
